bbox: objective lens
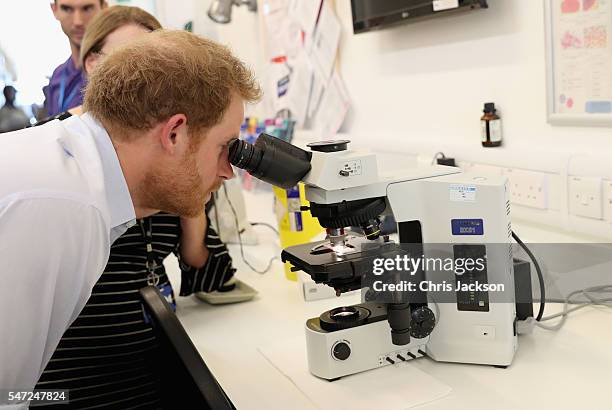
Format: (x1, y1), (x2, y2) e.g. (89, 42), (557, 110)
(362, 218), (381, 240)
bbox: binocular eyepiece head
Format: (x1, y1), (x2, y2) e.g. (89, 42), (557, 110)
(228, 133), (313, 189)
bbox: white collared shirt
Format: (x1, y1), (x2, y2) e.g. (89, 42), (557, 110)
(0, 114), (136, 408)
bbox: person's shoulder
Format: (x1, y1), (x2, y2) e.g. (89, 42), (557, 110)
(0, 118), (61, 147)
(0, 195), (111, 269)
(0, 193), (110, 232)
(49, 57), (71, 82)
(1, 190), (104, 212)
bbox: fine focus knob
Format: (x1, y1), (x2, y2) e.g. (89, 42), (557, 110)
(410, 306), (436, 339)
(332, 341), (351, 361)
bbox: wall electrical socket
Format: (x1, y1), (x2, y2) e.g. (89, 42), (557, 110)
(568, 176), (602, 220)
(504, 168), (548, 209)
(603, 180), (612, 222)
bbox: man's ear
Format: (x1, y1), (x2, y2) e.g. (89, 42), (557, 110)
(50, 2), (59, 19)
(159, 114), (189, 155)
(84, 53), (99, 75)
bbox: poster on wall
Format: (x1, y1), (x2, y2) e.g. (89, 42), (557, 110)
(259, 0), (349, 135)
(546, 0), (612, 125)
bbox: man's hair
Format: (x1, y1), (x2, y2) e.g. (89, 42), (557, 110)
(54, 0), (106, 4)
(3, 86), (16, 101)
(83, 30), (261, 140)
(80, 5), (162, 68)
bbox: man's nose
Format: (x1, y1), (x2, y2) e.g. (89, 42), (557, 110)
(73, 10), (85, 26)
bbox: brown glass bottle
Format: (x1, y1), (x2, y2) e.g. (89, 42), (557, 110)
(481, 102), (502, 147)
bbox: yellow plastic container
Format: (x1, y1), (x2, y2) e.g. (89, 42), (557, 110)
(273, 183), (324, 281)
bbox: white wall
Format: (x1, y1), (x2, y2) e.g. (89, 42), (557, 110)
(333, 0), (612, 161)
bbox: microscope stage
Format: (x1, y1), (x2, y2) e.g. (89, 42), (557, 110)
(281, 239), (412, 292)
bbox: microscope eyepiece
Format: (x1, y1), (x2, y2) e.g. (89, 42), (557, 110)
(228, 138), (263, 173)
(228, 133), (313, 189)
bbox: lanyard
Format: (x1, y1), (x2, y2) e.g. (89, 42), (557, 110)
(139, 219), (160, 286)
(57, 69), (80, 113)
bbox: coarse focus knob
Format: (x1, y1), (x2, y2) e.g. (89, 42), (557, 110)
(332, 341), (351, 361)
(410, 306), (436, 339)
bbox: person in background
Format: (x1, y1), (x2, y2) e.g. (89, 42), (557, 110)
(32, 7), (237, 408)
(0, 86), (31, 132)
(45, 0), (107, 116)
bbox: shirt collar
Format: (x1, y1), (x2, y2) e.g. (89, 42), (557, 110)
(80, 113), (136, 231)
(52, 57), (80, 84)
(63, 56), (79, 74)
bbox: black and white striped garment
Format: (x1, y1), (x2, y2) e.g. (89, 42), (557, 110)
(33, 212), (235, 409)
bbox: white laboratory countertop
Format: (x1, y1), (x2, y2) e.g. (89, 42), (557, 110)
(166, 189), (612, 410)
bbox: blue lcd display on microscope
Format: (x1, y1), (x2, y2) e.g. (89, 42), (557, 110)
(451, 219), (484, 235)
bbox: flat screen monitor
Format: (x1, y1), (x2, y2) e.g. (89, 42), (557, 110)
(351, 0), (488, 34)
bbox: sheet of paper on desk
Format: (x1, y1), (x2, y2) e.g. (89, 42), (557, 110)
(313, 72), (350, 140)
(258, 338), (451, 410)
(309, 1), (341, 80)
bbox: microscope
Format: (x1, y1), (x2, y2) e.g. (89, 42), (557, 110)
(229, 135), (518, 380)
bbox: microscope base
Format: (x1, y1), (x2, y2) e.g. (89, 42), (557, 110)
(305, 318), (429, 380)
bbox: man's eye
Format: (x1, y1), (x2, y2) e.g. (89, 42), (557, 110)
(220, 145), (230, 157)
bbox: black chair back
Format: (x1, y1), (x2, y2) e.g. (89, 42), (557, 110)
(139, 286), (234, 410)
